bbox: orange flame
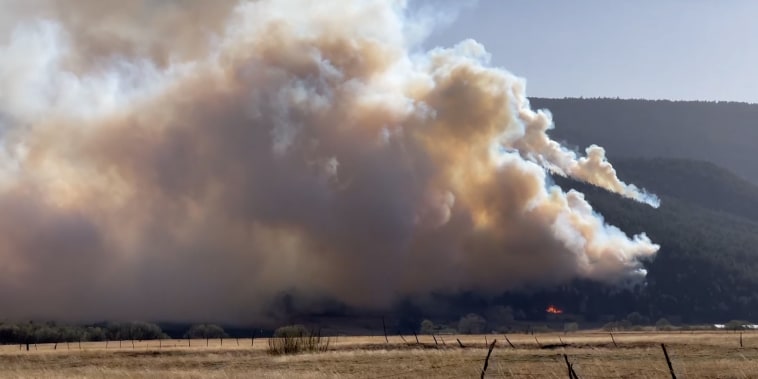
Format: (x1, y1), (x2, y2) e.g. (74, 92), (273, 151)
(546, 305), (563, 314)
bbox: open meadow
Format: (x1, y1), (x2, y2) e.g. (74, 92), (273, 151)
(1, 331), (758, 378)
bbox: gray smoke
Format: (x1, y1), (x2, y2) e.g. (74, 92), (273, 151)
(0, 0), (658, 322)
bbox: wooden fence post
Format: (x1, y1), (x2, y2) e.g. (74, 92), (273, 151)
(413, 331), (419, 345)
(661, 343), (677, 379)
(610, 333), (618, 348)
(480, 339), (497, 379)
(504, 335), (515, 349)
(382, 317), (389, 344)
(534, 335), (541, 347)
(432, 335), (438, 346)
(457, 338), (465, 348)
(563, 354), (580, 379)
(740, 332), (743, 348)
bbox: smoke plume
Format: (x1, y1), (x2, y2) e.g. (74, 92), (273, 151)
(0, 0), (658, 322)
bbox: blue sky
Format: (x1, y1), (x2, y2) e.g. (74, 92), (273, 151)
(421, 0), (758, 103)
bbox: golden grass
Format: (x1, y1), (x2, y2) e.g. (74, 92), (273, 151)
(1, 331), (757, 378)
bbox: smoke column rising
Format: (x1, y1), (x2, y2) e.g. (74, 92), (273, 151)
(0, 0), (658, 322)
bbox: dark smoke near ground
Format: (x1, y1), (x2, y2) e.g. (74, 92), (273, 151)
(0, 0), (658, 323)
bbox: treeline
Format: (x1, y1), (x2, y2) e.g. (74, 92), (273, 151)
(0, 322), (167, 344)
(0, 322), (107, 344)
(0, 322), (231, 345)
(533, 159), (758, 324)
(377, 158), (758, 330)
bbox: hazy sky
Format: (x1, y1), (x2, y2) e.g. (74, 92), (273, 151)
(423, 0), (758, 103)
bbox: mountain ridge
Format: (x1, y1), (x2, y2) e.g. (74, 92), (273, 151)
(530, 97), (758, 185)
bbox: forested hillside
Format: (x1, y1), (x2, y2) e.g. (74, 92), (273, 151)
(392, 158), (758, 329)
(557, 158), (758, 323)
(508, 97), (758, 323)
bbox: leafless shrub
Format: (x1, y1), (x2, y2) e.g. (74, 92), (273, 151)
(267, 325), (330, 355)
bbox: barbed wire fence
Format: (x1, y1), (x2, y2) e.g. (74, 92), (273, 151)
(2, 327), (757, 378)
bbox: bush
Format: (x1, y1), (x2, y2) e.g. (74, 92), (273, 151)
(419, 320), (436, 335)
(458, 314), (486, 334)
(268, 325), (329, 355)
(656, 318), (673, 331)
(564, 322), (579, 333)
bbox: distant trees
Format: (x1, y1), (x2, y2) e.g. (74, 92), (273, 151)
(564, 322), (579, 333)
(0, 322), (91, 344)
(107, 322), (167, 341)
(419, 320), (436, 335)
(457, 313), (486, 334)
(485, 306), (515, 331)
(183, 324), (228, 339)
(0, 324), (23, 344)
(725, 320), (751, 331)
(84, 327), (107, 341)
(656, 318), (673, 331)
(0, 321), (166, 344)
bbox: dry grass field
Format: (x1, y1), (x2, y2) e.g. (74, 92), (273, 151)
(1, 331), (758, 378)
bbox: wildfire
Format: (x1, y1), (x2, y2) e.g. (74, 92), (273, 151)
(546, 305), (563, 314)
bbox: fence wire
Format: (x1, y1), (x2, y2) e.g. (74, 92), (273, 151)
(3, 336), (757, 378)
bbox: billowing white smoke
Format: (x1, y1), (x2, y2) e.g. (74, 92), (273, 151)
(0, 0), (658, 322)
